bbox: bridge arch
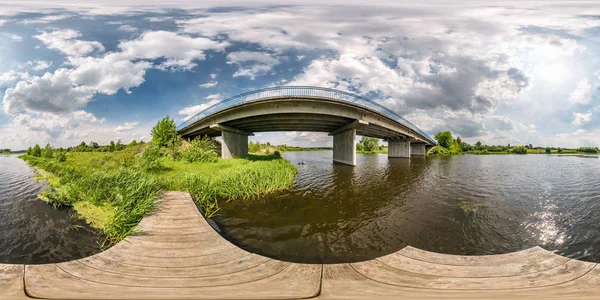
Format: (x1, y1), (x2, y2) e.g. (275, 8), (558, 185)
(177, 86), (435, 165)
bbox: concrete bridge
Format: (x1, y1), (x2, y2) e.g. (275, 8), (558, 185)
(177, 86), (436, 166)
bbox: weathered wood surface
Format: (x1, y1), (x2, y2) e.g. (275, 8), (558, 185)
(24, 192), (322, 299)
(2, 191), (597, 299)
(321, 246), (600, 299)
(0, 264), (28, 299)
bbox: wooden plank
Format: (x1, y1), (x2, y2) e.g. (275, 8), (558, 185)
(25, 192), (323, 299)
(397, 246), (553, 266)
(0, 264), (29, 299)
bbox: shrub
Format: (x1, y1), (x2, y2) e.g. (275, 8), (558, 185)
(181, 137), (219, 163)
(141, 142), (163, 170)
(32, 144), (42, 157)
(545, 147), (552, 154)
(56, 151), (67, 162)
(512, 146), (527, 154)
(151, 116), (179, 147)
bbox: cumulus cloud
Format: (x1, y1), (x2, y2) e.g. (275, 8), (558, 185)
(570, 79), (593, 105)
(35, 29), (105, 57)
(200, 81), (218, 88)
(3, 68), (94, 114)
(118, 30), (228, 70)
(27, 60), (52, 71)
(0, 70), (29, 83)
(178, 94), (221, 121)
(114, 121), (139, 132)
(21, 14), (71, 24)
(572, 112), (592, 125)
(14, 110), (104, 138)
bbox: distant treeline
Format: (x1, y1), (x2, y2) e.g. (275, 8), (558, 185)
(0, 148), (11, 154)
(432, 130), (599, 155)
(249, 141), (331, 153)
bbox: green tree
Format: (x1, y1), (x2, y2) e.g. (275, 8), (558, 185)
(42, 143), (54, 158)
(32, 144), (42, 157)
(545, 147), (552, 154)
(26, 147), (32, 155)
(109, 141), (115, 152)
(434, 131), (453, 149)
(512, 146), (527, 154)
(90, 142), (99, 149)
(116, 140), (125, 151)
(129, 140), (138, 147)
(56, 151), (67, 162)
(357, 137), (379, 152)
(151, 116), (179, 147)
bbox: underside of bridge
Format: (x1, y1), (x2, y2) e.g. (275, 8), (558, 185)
(178, 98), (433, 166)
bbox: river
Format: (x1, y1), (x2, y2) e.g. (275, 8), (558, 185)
(2, 152), (599, 265)
(0, 154), (102, 264)
(215, 151), (600, 264)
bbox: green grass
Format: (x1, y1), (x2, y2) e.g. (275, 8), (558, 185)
(21, 146), (297, 244)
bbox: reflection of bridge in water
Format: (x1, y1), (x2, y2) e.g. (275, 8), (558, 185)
(177, 86), (436, 165)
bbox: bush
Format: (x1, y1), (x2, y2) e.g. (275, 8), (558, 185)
(545, 147), (552, 154)
(151, 116), (179, 147)
(512, 146), (527, 154)
(56, 151), (67, 162)
(578, 147), (598, 153)
(182, 137), (219, 163)
(32, 144), (42, 157)
(141, 142), (163, 170)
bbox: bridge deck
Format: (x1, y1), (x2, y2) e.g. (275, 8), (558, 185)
(1, 192), (599, 299)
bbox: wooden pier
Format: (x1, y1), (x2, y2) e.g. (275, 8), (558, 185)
(2, 191), (599, 299)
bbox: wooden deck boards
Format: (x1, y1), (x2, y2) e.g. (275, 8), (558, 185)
(0, 191), (598, 299)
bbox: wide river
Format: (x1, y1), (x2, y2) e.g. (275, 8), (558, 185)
(1, 152), (599, 264)
(215, 151), (600, 263)
(0, 154), (102, 264)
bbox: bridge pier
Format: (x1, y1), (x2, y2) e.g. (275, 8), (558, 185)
(211, 124), (253, 159)
(388, 140), (411, 158)
(333, 128), (356, 166)
(411, 143), (426, 156)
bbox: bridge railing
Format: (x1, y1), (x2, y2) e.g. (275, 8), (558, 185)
(177, 86), (436, 144)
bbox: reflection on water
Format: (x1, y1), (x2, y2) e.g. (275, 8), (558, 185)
(0, 155), (103, 264)
(216, 152), (600, 264)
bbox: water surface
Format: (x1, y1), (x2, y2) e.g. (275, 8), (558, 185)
(216, 151), (600, 263)
(0, 155), (103, 264)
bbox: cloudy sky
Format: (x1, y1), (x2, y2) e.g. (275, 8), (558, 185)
(1, 0), (599, 149)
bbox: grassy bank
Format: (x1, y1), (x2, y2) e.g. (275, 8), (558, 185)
(22, 143), (297, 245)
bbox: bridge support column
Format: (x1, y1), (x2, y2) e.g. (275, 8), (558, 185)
(211, 124), (254, 159)
(333, 128), (356, 166)
(410, 143), (426, 156)
(222, 131), (248, 159)
(388, 140), (411, 158)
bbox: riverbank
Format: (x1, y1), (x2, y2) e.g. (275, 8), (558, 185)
(21, 144), (297, 246)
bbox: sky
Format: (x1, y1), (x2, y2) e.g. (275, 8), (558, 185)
(1, 0), (599, 150)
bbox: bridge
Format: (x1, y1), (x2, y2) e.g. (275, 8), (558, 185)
(177, 86), (436, 165)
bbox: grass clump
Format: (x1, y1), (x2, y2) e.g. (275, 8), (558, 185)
(459, 201), (487, 214)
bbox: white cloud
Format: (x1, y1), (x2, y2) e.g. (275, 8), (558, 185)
(178, 94), (221, 121)
(572, 112), (592, 125)
(199, 80), (218, 88)
(118, 25), (137, 32)
(21, 14), (71, 24)
(569, 79), (593, 105)
(118, 30), (229, 70)
(1, 32), (22, 41)
(35, 29), (105, 57)
(210, 73), (217, 79)
(14, 110), (104, 138)
(0, 70), (29, 83)
(3, 68), (94, 115)
(227, 51), (280, 79)
(27, 60), (52, 71)
(114, 121), (139, 132)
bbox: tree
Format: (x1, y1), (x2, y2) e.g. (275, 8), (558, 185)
(558, 148), (563, 154)
(109, 141), (115, 152)
(456, 137), (462, 146)
(475, 141), (482, 148)
(545, 147), (552, 154)
(356, 137), (379, 152)
(42, 143), (54, 158)
(529, 144), (533, 149)
(151, 116), (179, 147)
(56, 151), (67, 162)
(26, 147), (32, 156)
(90, 142), (99, 149)
(32, 144), (42, 157)
(116, 139), (125, 151)
(434, 131), (453, 149)
(130, 140), (138, 147)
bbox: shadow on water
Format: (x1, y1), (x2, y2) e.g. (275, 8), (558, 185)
(214, 152), (600, 264)
(0, 155), (104, 264)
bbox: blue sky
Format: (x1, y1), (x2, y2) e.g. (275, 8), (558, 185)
(0, 0), (599, 149)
